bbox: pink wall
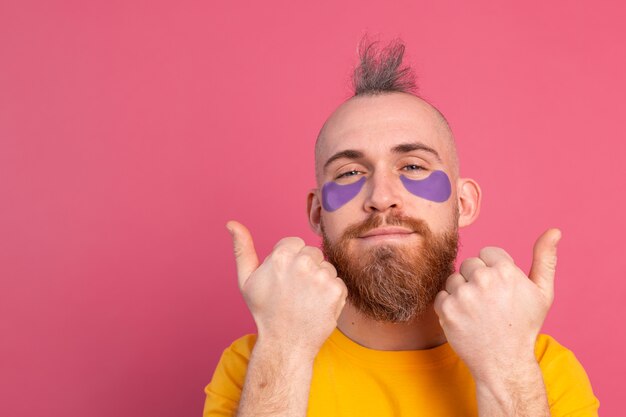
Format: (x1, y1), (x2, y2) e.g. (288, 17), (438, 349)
(1, 1), (624, 416)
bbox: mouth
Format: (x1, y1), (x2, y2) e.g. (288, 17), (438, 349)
(358, 227), (416, 242)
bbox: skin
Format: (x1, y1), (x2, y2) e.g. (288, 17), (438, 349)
(227, 91), (560, 416)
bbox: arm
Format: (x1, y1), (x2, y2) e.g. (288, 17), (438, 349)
(236, 341), (315, 417)
(473, 358), (550, 417)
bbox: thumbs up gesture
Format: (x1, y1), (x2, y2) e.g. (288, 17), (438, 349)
(433, 228), (562, 382)
(226, 221), (348, 358)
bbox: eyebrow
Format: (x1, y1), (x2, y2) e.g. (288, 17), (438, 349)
(323, 141), (441, 171)
(391, 142), (442, 162)
(323, 149), (365, 170)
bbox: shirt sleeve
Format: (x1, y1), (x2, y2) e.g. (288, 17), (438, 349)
(202, 334), (257, 417)
(537, 335), (600, 417)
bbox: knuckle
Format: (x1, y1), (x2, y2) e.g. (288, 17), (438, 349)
(271, 244), (292, 258)
(450, 271), (463, 281)
(438, 297), (453, 317)
(499, 248), (514, 260)
(479, 246), (497, 259)
(320, 261), (337, 277)
(341, 285), (349, 299)
(314, 267), (332, 281)
(498, 261), (518, 276)
(486, 246), (510, 259)
(444, 277), (456, 292)
(544, 259), (557, 272)
(294, 253), (314, 269)
(286, 236), (306, 247)
(455, 284), (474, 302)
(434, 291), (446, 307)
(327, 281), (344, 298)
(482, 246), (515, 263)
(269, 249), (291, 268)
(232, 244), (244, 258)
(472, 270), (491, 287)
(274, 236), (304, 251)
(336, 277), (348, 294)
(478, 247), (490, 258)
(441, 300), (453, 316)
(304, 245), (323, 257)
(273, 238), (301, 255)
(460, 257), (478, 269)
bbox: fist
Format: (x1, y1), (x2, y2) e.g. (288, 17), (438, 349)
(226, 220), (348, 357)
(433, 228), (561, 381)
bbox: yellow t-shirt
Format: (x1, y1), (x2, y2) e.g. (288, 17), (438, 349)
(203, 328), (599, 416)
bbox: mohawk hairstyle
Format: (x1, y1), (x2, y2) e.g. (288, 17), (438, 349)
(315, 35), (458, 183)
(352, 35), (418, 96)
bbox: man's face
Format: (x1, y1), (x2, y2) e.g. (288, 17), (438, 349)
(309, 92), (464, 322)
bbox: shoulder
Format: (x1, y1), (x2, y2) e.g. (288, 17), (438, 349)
(203, 334), (258, 416)
(225, 333), (258, 360)
(534, 333), (571, 364)
(534, 333), (590, 377)
(214, 333), (258, 378)
(534, 333), (591, 372)
(534, 333), (600, 416)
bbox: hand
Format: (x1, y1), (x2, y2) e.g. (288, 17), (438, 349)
(433, 228), (562, 383)
(226, 220), (348, 359)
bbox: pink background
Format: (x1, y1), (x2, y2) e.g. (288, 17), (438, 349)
(1, 1), (624, 416)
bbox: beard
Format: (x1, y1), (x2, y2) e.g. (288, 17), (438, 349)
(321, 211), (459, 323)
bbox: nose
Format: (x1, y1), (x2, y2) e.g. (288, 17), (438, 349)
(362, 170), (404, 214)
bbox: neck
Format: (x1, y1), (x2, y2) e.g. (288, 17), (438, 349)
(336, 301), (447, 351)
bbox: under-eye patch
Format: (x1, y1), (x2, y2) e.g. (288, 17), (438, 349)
(400, 170), (451, 203)
(321, 177), (366, 212)
(321, 170), (451, 212)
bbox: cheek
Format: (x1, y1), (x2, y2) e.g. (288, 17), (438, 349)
(400, 170), (452, 203)
(320, 216), (345, 243)
(321, 177), (366, 212)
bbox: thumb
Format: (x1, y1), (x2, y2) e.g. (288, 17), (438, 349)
(226, 220), (260, 289)
(528, 228), (562, 299)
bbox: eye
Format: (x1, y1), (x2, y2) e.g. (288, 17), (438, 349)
(336, 169), (363, 179)
(403, 164), (425, 171)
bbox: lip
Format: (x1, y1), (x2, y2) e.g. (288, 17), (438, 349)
(359, 227), (415, 239)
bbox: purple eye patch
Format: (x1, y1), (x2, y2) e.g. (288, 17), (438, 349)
(321, 170), (452, 212)
(321, 176), (366, 212)
(400, 170), (452, 203)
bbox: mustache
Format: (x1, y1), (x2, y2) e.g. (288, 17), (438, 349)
(341, 212), (433, 240)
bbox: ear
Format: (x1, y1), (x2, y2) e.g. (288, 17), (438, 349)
(456, 178), (481, 228)
(307, 188), (323, 236)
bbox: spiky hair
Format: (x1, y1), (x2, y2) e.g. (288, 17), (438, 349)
(352, 35), (417, 96)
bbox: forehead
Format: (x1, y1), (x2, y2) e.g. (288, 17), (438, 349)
(317, 93), (452, 164)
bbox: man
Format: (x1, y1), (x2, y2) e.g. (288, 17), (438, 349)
(203, 37), (599, 416)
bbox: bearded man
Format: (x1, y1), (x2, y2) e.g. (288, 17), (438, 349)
(203, 37), (599, 416)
